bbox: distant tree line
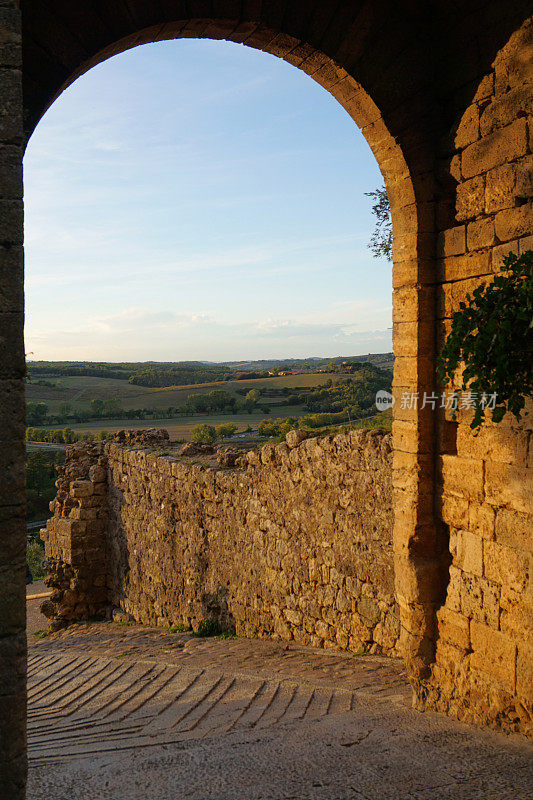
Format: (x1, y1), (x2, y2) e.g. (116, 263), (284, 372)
(26, 427), (114, 444)
(26, 388), (268, 430)
(128, 365), (229, 387)
(27, 363), (129, 381)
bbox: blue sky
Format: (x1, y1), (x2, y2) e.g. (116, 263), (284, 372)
(23, 39), (392, 362)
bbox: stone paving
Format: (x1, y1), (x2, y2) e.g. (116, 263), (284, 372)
(27, 623), (533, 800)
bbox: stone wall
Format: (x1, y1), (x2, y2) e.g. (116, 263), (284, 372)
(42, 423), (533, 736)
(425, 15), (533, 736)
(42, 428), (400, 657)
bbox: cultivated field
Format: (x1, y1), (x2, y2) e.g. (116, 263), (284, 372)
(39, 406), (309, 441)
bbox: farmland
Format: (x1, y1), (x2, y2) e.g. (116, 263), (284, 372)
(26, 372), (357, 414)
(26, 359), (393, 442)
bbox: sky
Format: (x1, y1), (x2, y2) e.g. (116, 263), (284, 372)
(23, 39), (392, 363)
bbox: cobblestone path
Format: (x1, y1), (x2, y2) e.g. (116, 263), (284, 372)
(27, 623), (533, 800)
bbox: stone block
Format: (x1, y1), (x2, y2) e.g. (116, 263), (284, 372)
(88, 465), (106, 483)
(438, 250), (491, 281)
(394, 556), (444, 605)
(516, 641), (533, 706)
(494, 203), (533, 242)
(484, 162), (517, 214)
(392, 285), (434, 324)
(392, 420), (432, 456)
(70, 480), (94, 499)
(470, 620), (516, 691)
(519, 234), (533, 254)
(439, 493), (469, 530)
(466, 217), (495, 250)
(285, 429), (307, 449)
(484, 462), (532, 514)
(439, 455), (484, 501)
(479, 86), (533, 137)
(0, 377), (24, 442)
(0, 310), (24, 379)
(454, 104), (479, 149)
(456, 423), (529, 466)
(0, 67), (22, 143)
(437, 225), (466, 257)
(0, 563), (24, 636)
(445, 565), (462, 612)
(456, 175), (486, 221)
(455, 530), (483, 577)
(436, 607), (470, 649)
(468, 503), (495, 540)
(0, 244), (23, 313)
(495, 508), (532, 551)
(473, 73), (494, 103)
(484, 540), (528, 592)
(0, 512), (25, 575)
(462, 118), (528, 179)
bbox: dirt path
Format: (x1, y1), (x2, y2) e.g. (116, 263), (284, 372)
(26, 580), (49, 637)
(27, 622), (532, 800)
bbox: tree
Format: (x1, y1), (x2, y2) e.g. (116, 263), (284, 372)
(365, 185), (392, 261)
(438, 250), (532, 430)
(27, 402), (49, 426)
(244, 388), (260, 412)
(90, 398), (104, 417)
(59, 402), (72, 417)
(191, 424), (217, 444)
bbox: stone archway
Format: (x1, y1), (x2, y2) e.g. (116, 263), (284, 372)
(1, 2), (532, 796)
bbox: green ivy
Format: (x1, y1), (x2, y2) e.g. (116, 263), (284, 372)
(437, 250), (532, 431)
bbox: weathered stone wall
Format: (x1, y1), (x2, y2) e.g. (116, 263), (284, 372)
(104, 429), (399, 655)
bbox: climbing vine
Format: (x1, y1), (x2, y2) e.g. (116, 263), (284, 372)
(437, 250), (532, 430)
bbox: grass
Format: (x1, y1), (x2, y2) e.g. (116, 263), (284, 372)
(191, 618), (237, 638)
(168, 623), (191, 633)
(32, 629), (49, 640)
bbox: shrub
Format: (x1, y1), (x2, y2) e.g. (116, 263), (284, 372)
(191, 424), (217, 444)
(214, 422), (237, 438)
(27, 539), (45, 580)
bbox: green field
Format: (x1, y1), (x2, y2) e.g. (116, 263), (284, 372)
(26, 372), (354, 414)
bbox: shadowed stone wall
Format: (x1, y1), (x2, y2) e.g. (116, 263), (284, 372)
(0, 1), (26, 797)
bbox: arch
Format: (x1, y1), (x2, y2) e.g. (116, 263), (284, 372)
(20, 6), (442, 676)
(15, 2), (533, 796)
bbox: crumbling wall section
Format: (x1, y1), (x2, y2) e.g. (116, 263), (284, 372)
(40, 443), (109, 629)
